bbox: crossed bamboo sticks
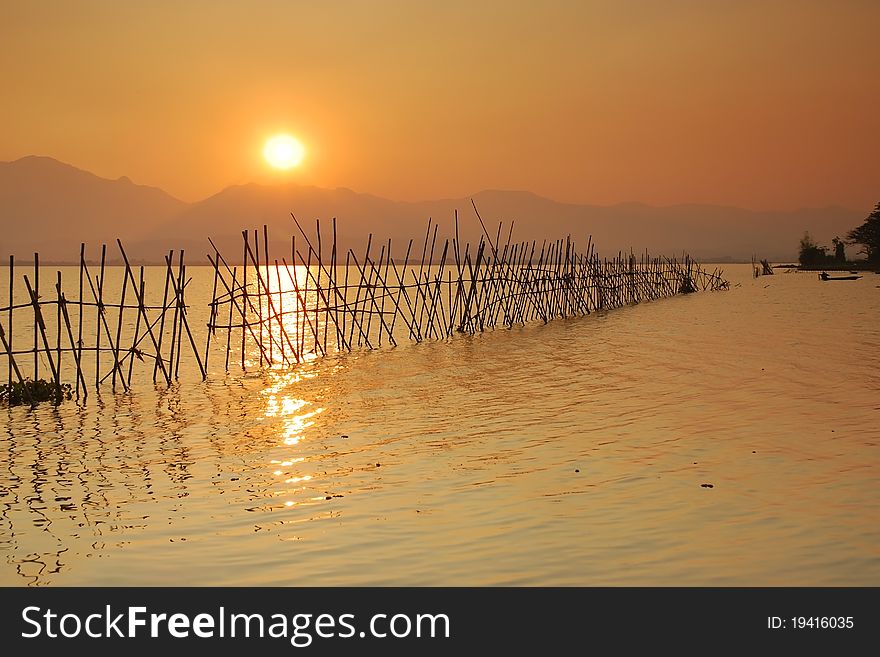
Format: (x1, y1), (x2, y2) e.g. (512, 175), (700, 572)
(0, 217), (728, 401)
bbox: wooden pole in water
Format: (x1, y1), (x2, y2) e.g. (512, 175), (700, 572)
(153, 251), (173, 383)
(174, 252), (185, 377)
(167, 254), (181, 378)
(55, 270), (62, 391)
(113, 249), (169, 384)
(299, 241), (307, 356)
(263, 224), (272, 366)
(23, 274), (59, 392)
(126, 267), (144, 387)
(512, 241), (527, 325)
(332, 218), (340, 351)
(33, 252), (39, 381)
(7, 255), (12, 388)
(297, 245), (327, 355)
(96, 244), (105, 388)
(295, 242), (359, 353)
(205, 247), (219, 373)
(321, 223), (332, 354)
(241, 232), (248, 370)
(314, 220), (324, 354)
(77, 245), (84, 396)
(358, 235), (372, 347)
(364, 245), (397, 347)
(292, 235), (300, 357)
(78, 247), (124, 390)
(171, 251), (205, 380)
(378, 241), (406, 343)
(290, 214), (369, 351)
(206, 253), (271, 366)
(111, 256), (129, 389)
(225, 266), (236, 371)
(414, 219), (432, 340)
(344, 246), (358, 347)
(207, 239), (268, 369)
(274, 259), (284, 364)
(0, 323), (31, 404)
(278, 256), (310, 360)
(57, 274), (87, 396)
(380, 239), (392, 344)
(363, 243), (381, 344)
(388, 241), (418, 341)
(253, 229), (263, 367)
(242, 231), (297, 364)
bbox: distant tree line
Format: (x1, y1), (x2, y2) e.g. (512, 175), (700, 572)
(799, 201), (880, 266)
(798, 233), (846, 266)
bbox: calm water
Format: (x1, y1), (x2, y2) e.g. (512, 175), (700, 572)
(1, 264), (878, 585)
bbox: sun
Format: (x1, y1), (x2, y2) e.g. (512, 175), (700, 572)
(263, 134), (305, 169)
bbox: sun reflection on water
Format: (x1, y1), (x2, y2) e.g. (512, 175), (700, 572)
(257, 370), (330, 514)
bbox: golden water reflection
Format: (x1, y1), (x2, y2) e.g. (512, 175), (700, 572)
(1, 264), (879, 586)
(260, 369), (327, 515)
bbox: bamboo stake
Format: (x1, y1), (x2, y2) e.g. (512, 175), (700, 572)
(165, 251), (205, 380)
(0, 322), (30, 404)
(242, 231), (297, 363)
(77, 246), (84, 396)
(80, 247), (128, 390)
(278, 256), (312, 359)
(315, 220), (325, 357)
(388, 239), (415, 341)
(332, 218), (340, 351)
(290, 214), (371, 350)
(274, 259), (285, 364)
(264, 224), (272, 365)
(56, 276), (87, 396)
(225, 267), (236, 371)
(126, 267), (144, 387)
(33, 252), (39, 380)
(7, 255), (12, 388)
(350, 247), (396, 347)
(363, 244), (384, 345)
(242, 233), (248, 370)
(341, 244), (348, 350)
(154, 251), (173, 383)
(254, 229), (263, 367)
(115, 241), (171, 386)
(206, 253), (272, 366)
(111, 257), (129, 389)
(23, 274), (59, 390)
(95, 245), (106, 388)
(55, 271), (62, 391)
(205, 247), (219, 372)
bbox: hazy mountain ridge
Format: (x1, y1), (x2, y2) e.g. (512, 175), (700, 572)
(0, 156), (865, 263)
(0, 156), (186, 260)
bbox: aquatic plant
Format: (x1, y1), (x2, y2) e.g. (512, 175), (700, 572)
(0, 379), (72, 407)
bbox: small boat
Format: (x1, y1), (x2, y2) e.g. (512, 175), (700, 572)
(819, 271), (861, 281)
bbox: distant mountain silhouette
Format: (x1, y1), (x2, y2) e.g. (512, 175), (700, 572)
(0, 156), (185, 261)
(0, 156), (864, 262)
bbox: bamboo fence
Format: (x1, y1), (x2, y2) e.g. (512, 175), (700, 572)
(1, 214), (728, 401)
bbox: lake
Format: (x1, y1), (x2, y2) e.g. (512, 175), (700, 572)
(1, 264), (878, 585)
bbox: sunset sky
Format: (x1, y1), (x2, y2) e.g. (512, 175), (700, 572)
(2, 0), (878, 210)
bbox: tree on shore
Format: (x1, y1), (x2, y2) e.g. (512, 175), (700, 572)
(847, 202), (880, 262)
(831, 236), (846, 263)
(798, 232), (828, 266)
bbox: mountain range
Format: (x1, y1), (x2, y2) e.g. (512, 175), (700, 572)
(0, 155), (866, 264)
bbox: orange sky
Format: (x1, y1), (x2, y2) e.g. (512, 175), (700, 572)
(2, 0), (878, 210)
